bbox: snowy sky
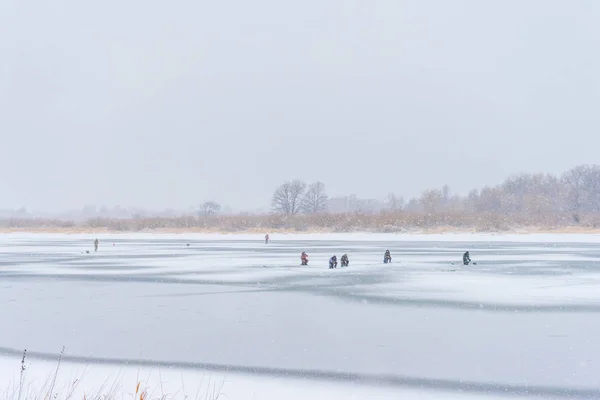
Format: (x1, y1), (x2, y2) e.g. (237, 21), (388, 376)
(1, 0), (599, 212)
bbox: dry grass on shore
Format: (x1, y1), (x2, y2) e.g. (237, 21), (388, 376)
(1, 211), (600, 234)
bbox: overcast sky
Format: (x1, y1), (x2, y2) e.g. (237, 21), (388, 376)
(1, 0), (599, 212)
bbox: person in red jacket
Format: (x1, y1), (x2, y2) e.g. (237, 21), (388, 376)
(301, 252), (309, 266)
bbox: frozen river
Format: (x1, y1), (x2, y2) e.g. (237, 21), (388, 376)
(1, 233), (600, 399)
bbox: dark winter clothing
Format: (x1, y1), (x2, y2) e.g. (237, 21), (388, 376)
(384, 250), (392, 264)
(341, 254), (349, 267)
(329, 256), (338, 269)
(463, 251), (471, 265)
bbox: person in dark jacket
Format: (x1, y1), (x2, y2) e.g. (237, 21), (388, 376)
(329, 255), (338, 269)
(341, 254), (349, 267)
(384, 250), (392, 263)
(463, 251), (471, 265)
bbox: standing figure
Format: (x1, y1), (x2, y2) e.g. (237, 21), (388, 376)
(94, 238), (99, 252)
(265, 234), (270, 244)
(463, 251), (471, 265)
(301, 252), (309, 266)
(384, 250), (392, 263)
(329, 255), (338, 269)
(341, 254), (349, 267)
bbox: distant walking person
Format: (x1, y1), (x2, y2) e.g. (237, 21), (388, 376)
(384, 250), (392, 264)
(463, 251), (471, 266)
(265, 234), (270, 244)
(94, 238), (99, 252)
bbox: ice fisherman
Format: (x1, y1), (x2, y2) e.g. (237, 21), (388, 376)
(265, 234), (270, 244)
(384, 250), (392, 263)
(329, 255), (338, 269)
(94, 238), (99, 252)
(301, 252), (309, 266)
(341, 254), (349, 267)
(463, 251), (471, 265)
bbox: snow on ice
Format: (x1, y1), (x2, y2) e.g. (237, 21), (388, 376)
(1, 233), (600, 399)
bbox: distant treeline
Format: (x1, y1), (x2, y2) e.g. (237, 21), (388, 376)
(268, 164), (600, 219)
(2, 165), (600, 232)
(410, 164), (600, 217)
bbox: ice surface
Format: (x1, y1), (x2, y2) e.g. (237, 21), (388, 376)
(1, 233), (600, 399)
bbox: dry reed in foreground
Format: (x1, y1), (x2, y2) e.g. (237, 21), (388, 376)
(3, 350), (225, 400)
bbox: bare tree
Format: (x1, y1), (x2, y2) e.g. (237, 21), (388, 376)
(385, 193), (404, 212)
(272, 180), (307, 215)
(559, 165), (600, 212)
(199, 201), (221, 217)
(404, 197), (422, 212)
(302, 182), (328, 214)
(420, 189), (444, 213)
(583, 165), (600, 212)
(478, 186), (503, 212)
(561, 166), (587, 212)
(441, 185), (451, 204)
